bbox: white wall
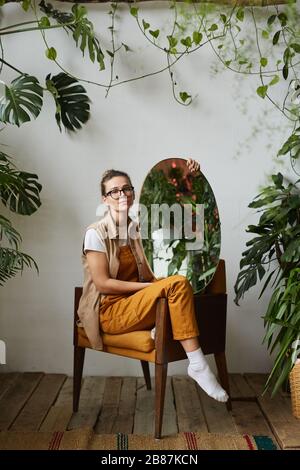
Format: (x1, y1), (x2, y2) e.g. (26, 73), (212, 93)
(0, 2), (294, 375)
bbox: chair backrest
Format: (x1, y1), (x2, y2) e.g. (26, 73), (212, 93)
(204, 259), (226, 294)
(73, 287), (83, 346)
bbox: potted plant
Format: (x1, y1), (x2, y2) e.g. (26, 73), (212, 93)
(234, 172), (300, 397)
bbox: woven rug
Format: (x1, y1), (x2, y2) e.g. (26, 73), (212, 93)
(0, 429), (277, 450)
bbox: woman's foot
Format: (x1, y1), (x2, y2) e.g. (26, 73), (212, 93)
(186, 347), (228, 402)
(187, 364), (228, 402)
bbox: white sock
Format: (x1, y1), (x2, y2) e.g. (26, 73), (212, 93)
(186, 348), (229, 402)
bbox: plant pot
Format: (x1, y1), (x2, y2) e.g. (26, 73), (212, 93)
(289, 359), (300, 419)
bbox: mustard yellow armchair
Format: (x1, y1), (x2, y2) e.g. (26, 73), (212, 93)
(73, 260), (231, 439)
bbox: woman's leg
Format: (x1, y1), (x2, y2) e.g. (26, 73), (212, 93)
(100, 274), (199, 338)
(100, 274), (228, 402)
(179, 336), (228, 402)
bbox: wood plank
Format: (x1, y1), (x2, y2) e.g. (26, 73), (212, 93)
(68, 376), (106, 430)
(54, 377), (73, 406)
(95, 377), (122, 433)
(172, 376), (207, 432)
(0, 373), (20, 400)
(0, 372), (44, 430)
(229, 374), (256, 399)
(245, 374), (300, 449)
(198, 388), (237, 433)
(39, 377), (74, 431)
(133, 378), (155, 435)
(39, 405), (73, 432)
(111, 377), (136, 434)
(231, 400), (279, 448)
(162, 377), (178, 436)
(10, 374), (67, 431)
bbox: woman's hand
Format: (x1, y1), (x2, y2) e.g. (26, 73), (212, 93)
(186, 158), (201, 175)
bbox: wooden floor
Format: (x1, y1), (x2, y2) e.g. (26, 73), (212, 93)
(0, 372), (300, 449)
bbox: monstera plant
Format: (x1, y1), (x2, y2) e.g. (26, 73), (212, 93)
(0, 1), (94, 132)
(0, 1), (96, 284)
(234, 173), (300, 395)
(0, 150), (42, 285)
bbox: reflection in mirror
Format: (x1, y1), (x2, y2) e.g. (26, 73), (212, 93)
(139, 158), (221, 293)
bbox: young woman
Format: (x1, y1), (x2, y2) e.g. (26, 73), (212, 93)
(78, 159), (228, 402)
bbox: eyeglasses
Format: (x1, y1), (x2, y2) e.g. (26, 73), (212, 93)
(105, 185), (135, 200)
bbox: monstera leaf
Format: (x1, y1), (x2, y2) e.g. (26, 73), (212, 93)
(46, 72), (90, 132)
(0, 151), (42, 215)
(0, 75), (43, 126)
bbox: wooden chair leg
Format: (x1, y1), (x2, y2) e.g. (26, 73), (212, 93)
(214, 351), (232, 411)
(141, 360), (151, 390)
(73, 345), (85, 412)
(155, 363), (168, 439)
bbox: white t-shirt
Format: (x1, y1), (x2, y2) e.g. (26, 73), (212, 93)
(83, 228), (129, 254)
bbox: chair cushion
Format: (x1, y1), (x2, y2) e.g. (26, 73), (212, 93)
(77, 327), (155, 353)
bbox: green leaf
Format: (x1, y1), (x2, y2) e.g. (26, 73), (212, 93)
(267, 14), (277, 26)
(0, 247), (39, 286)
(281, 239), (300, 263)
(88, 36), (95, 62)
(278, 130), (300, 159)
(40, 1), (105, 71)
(149, 29), (160, 39)
(236, 7), (244, 22)
(271, 172), (283, 188)
(122, 43), (132, 52)
(181, 36), (192, 48)
(46, 47), (57, 61)
(130, 7), (138, 18)
(21, 0), (31, 11)
(269, 75), (279, 86)
(225, 60), (231, 67)
(283, 47), (291, 64)
(0, 151), (42, 215)
(39, 16), (50, 28)
(282, 63), (289, 80)
(72, 4), (87, 21)
(256, 85), (268, 99)
(260, 57), (268, 67)
(167, 35), (178, 49)
(142, 19), (150, 30)
(278, 12), (287, 27)
(262, 30), (269, 39)
(220, 14), (227, 24)
(273, 30), (281, 45)
(179, 91), (191, 103)
(290, 43), (300, 53)
(192, 31), (202, 45)
(208, 24), (218, 32)
(0, 75), (43, 127)
(45, 72), (90, 132)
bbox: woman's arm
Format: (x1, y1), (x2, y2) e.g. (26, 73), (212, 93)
(86, 250), (152, 294)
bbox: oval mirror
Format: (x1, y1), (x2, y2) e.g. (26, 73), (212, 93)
(138, 157), (221, 293)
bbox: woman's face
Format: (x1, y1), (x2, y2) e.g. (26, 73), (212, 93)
(103, 176), (135, 214)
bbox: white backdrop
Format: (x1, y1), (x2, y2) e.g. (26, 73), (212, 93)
(0, 2), (293, 375)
